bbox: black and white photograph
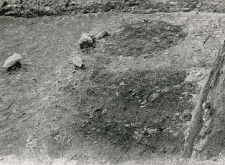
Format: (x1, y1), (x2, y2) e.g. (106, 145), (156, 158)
(1, 0), (225, 164)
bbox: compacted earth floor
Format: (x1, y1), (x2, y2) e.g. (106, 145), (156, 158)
(0, 11), (225, 164)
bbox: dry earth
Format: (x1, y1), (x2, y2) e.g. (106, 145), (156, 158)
(1, 11), (225, 165)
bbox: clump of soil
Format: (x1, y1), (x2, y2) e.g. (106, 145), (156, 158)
(105, 21), (187, 57)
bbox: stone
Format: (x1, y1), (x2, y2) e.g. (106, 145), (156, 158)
(45, 6), (51, 12)
(78, 33), (94, 49)
(3, 53), (22, 68)
(96, 31), (110, 40)
(181, 8), (191, 12)
(169, 1), (178, 5)
(146, 128), (157, 135)
(162, 86), (170, 93)
(133, 130), (143, 141)
(119, 82), (125, 86)
(150, 93), (159, 101)
(72, 56), (84, 68)
(174, 112), (180, 117)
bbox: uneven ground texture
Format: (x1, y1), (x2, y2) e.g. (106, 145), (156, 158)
(1, 11), (225, 164)
(0, 0), (216, 17)
(1, 0), (225, 18)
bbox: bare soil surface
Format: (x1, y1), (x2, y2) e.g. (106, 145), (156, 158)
(1, 11), (225, 164)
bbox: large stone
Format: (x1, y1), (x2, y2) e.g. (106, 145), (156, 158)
(3, 53), (22, 68)
(72, 56), (84, 68)
(78, 33), (94, 49)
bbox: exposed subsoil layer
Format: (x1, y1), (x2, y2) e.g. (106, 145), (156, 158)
(0, 12), (225, 163)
